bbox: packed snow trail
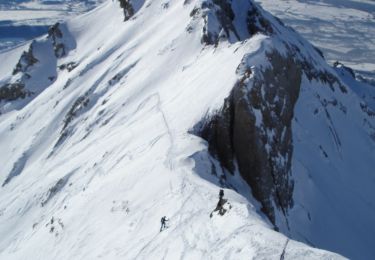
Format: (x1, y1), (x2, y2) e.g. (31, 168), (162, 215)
(0, 0), (373, 259)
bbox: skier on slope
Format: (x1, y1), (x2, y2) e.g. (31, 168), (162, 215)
(160, 216), (168, 232)
(219, 189), (224, 200)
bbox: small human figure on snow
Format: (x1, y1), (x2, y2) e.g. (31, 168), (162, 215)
(219, 189), (224, 200)
(160, 216), (169, 232)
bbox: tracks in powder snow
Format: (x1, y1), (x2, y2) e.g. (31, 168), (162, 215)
(154, 93), (175, 171)
(280, 238), (289, 260)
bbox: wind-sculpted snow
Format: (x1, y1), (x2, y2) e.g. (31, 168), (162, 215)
(0, 0), (373, 259)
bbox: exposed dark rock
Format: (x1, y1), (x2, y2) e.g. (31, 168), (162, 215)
(190, 7), (200, 17)
(63, 79), (72, 89)
(2, 152), (28, 187)
(289, 45), (348, 94)
(12, 44), (38, 75)
(53, 94), (90, 149)
(200, 50), (301, 225)
(118, 0), (135, 21)
(59, 62), (79, 72)
(41, 174), (72, 206)
(48, 23), (63, 40)
(360, 102), (375, 117)
(197, 0), (240, 45)
(108, 62), (137, 86)
(333, 61), (355, 78)
(0, 82), (30, 102)
(48, 23), (66, 58)
(196, 1), (346, 97)
(62, 95), (90, 132)
(247, 4), (273, 36)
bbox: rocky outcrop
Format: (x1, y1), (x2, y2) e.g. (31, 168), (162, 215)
(52, 93), (90, 149)
(333, 61), (355, 78)
(48, 23), (66, 58)
(192, 1), (352, 227)
(12, 44), (38, 75)
(2, 152), (28, 187)
(200, 50), (301, 225)
(0, 82), (30, 102)
(246, 3), (273, 36)
(117, 0), (147, 21)
(1, 42), (38, 105)
(190, 0), (240, 45)
(59, 62), (79, 72)
(190, 0), (275, 45)
(118, 0), (135, 21)
(118, 0), (145, 21)
(0, 22), (75, 109)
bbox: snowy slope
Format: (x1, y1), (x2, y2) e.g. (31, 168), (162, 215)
(0, 0), (373, 259)
(248, 3), (375, 257)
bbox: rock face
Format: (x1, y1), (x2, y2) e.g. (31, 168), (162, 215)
(0, 83), (29, 102)
(1, 44), (37, 102)
(48, 23), (66, 58)
(118, 0), (145, 21)
(246, 3), (273, 36)
(190, 0), (275, 45)
(0, 22), (75, 110)
(194, 0), (349, 228)
(118, 0), (135, 21)
(200, 50), (301, 225)
(190, 0), (239, 45)
(12, 44), (38, 75)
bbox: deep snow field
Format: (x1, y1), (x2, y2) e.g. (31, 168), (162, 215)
(0, 0), (374, 259)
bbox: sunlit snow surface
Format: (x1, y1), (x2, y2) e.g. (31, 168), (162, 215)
(0, 0), (374, 259)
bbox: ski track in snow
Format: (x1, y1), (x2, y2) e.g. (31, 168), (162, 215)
(0, 0), (373, 259)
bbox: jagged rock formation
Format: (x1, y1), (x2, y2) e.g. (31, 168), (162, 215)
(117, 0), (145, 21)
(12, 44), (38, 75)
(333, 61), (355, 79)
(190, 0), (239, 45)
(48, 23), (67, 58)
(246, 3), (273, 36)
(0, 22), (75, 112)
(118, 0), (135, 21)
(194, 0), (352, 228)
(190, 0), (275, 45)
(0, 44), (37, 102)
(59, 62), (79, 72)
(0, 82), (30, 102)
(200, 50), (301, 225)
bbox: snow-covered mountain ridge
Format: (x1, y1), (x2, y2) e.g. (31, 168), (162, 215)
(0, 0), (374, 259)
